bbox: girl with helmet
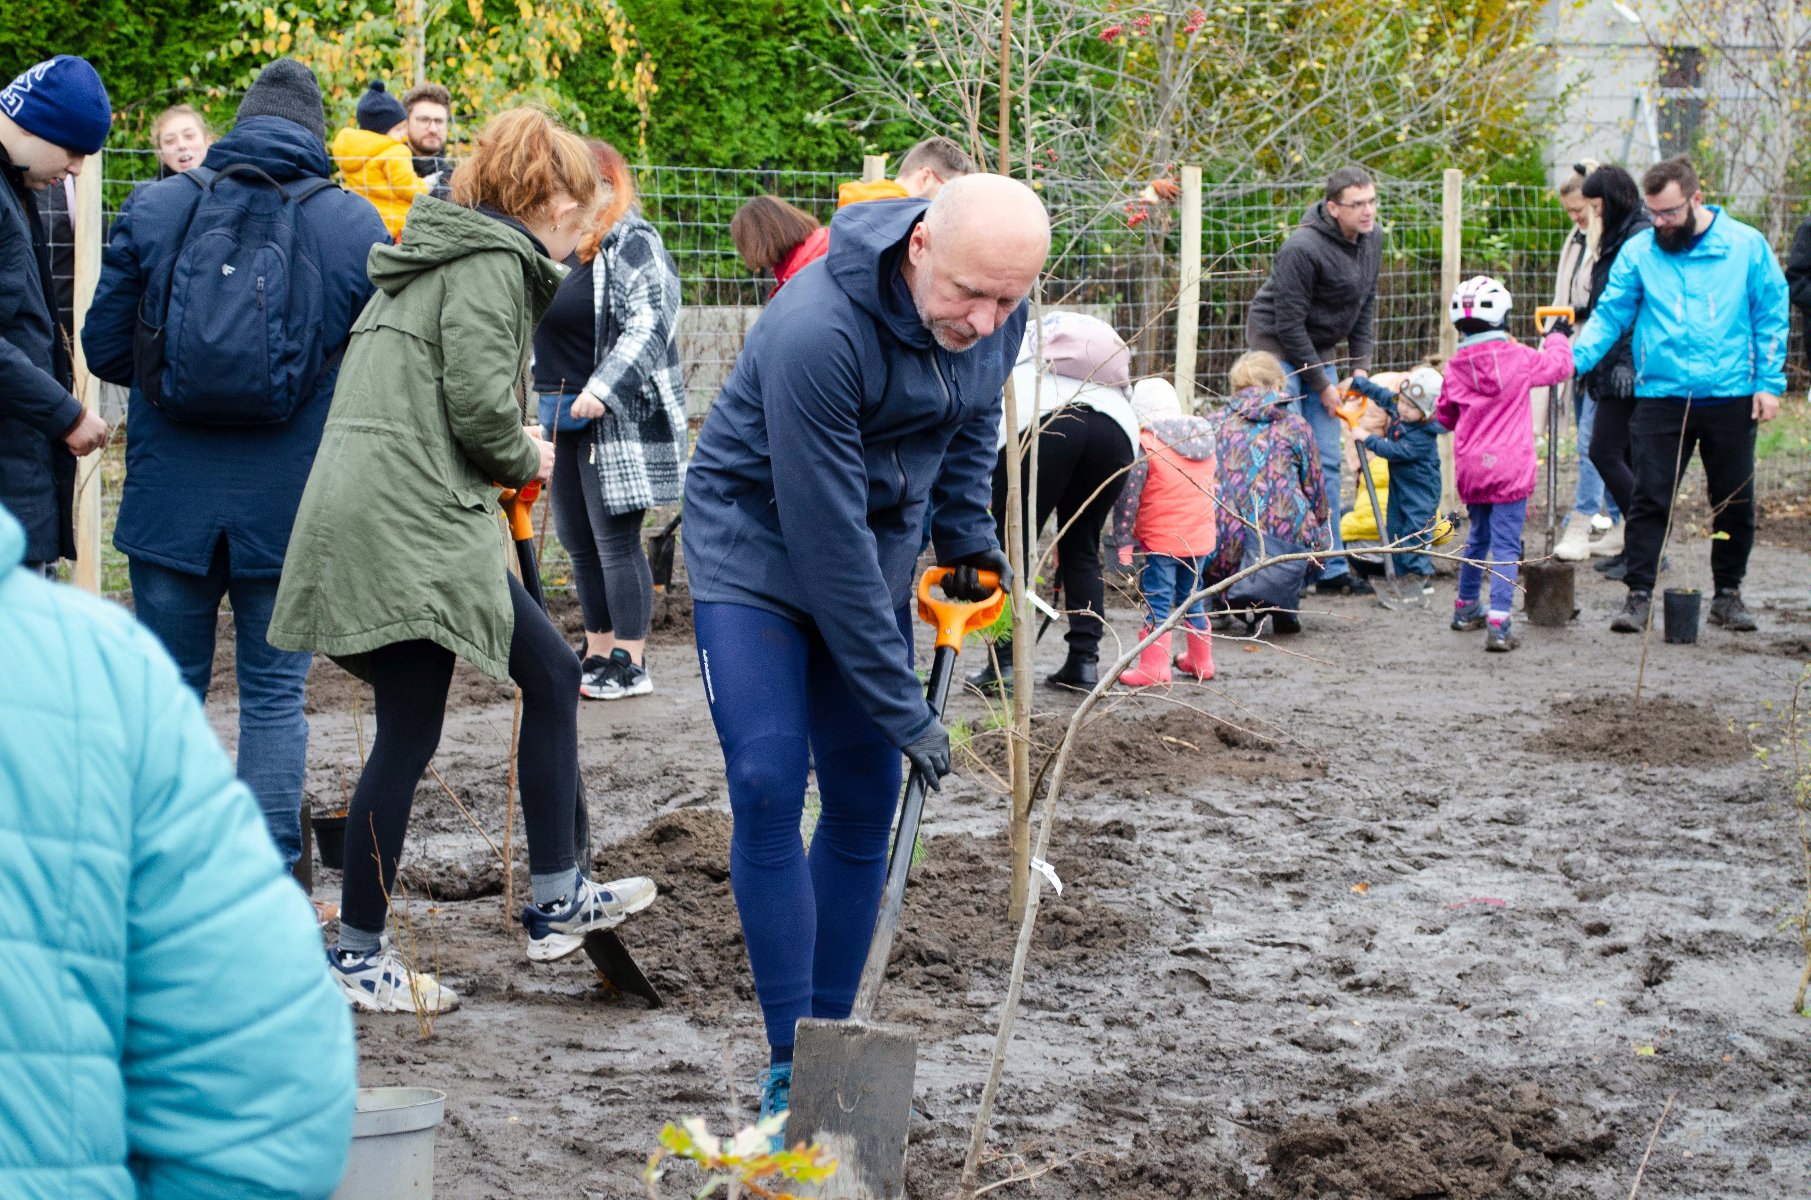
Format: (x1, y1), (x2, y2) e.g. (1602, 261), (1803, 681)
(1432, 276), (1575, 651)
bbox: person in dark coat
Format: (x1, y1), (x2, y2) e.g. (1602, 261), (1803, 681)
(682, 176), (1045, 1130)
(1246, 165), (1384, 595)
(1786, 212), (1811, 381)
(0, 54), (113, 575)
(81, 59), (391, 872)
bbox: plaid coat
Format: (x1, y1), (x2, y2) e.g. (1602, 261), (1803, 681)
(583, 214), (687, 515)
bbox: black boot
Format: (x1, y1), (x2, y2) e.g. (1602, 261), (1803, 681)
(966, 640), (1013, 694)
(1046, 651), (1098, 691)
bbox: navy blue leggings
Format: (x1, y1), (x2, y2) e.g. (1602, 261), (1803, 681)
(694, 600), (904, 1054)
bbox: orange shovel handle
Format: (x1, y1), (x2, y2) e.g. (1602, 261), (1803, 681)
(1533, 305), (1575, 334)
(917, 566), (1006, 652)
(495, 480), (542, 542)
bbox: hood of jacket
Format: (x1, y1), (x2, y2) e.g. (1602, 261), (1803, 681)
(1446, 332), (1516, 399)
(0, 504), (23, 575)
(1230, 385), (1290, 422)
(203, 115), (333, 184)
(366, 197), (565, 307)
(329, 125), (406, 163)
(826, 197), (935, 351)
(1147, 415), (1215, 461)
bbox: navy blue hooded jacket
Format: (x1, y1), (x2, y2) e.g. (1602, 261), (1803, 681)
(82, 116), (389, 579)
(682, 197), (1020, 747)
(1351, 375), (1443, 544)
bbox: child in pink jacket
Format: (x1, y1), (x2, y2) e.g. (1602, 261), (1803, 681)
(1108, 378), (1217, 684)
(1434, 275), (1574, 652)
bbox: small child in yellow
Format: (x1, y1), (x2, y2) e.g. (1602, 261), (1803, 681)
(330, 82), (427, 241)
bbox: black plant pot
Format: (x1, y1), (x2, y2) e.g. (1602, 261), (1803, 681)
(314, 812), (349, 872)
(1663, 588), (1701, 644)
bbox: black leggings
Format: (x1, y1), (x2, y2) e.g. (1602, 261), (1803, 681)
(339, 573), (582, 936)
(1589, 389), (1638, 520)
(991, 405), (1133, 658)
(549, 430), (652, 642)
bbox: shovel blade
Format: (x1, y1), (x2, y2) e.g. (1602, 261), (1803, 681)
(787, 1017), (917, 1199)
(582, 930), (663, 1008)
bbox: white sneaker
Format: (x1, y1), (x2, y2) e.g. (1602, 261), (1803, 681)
(1590, 521), (1625, 557)
(521, 872), (658, 962)
(329, 944), (460, 1013)
(1590, 512), (1614, 532)
(1554, 517), (1592, 562)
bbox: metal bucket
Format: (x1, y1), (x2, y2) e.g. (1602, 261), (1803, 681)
(331, 1087), (446, 1199)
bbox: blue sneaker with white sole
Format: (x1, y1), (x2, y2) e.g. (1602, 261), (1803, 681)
(520, 871), (658, 962)
(758, 1062), (793, 1151)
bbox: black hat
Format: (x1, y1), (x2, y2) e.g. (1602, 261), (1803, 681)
(356, 81), (408, 133)
(237, 58), (326, 143)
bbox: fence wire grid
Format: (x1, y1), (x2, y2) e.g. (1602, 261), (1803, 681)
(60, 150), (1811, 598)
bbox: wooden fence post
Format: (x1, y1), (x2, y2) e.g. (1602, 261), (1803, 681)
(861, 154), (887, 184)
(70, 160), (105, 594)
(1438, 167), (1463, 513)
(1173, 165), (1203, 406)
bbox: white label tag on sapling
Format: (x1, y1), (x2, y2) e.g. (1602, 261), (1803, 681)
(1031, 856), (1062, 895)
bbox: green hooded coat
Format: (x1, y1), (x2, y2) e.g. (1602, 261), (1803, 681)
(269, 197), (564, 681)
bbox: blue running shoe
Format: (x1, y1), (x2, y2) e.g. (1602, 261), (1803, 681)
(758, 1062), (793, 1151)
(1451, 599), (1486, 631)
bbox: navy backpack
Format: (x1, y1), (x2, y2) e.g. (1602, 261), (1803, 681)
(133, 163), (340, 426)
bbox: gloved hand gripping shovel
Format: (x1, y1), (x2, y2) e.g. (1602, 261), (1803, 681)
(787, 566), (1005, 1199)
(498, 485), (662, 1007)
(1522, 305), (1579, 628)
(1334, 400), (1411, 611)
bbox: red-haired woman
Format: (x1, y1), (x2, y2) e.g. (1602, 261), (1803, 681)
(533, 138), (687, 701)
(730, 194), (828, 298)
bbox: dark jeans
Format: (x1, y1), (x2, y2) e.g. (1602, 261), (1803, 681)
(338, 573), (581, 937)
(549, 420), (652, 643)
(992, 406), (1133, 659)
(1623, 397), (1757, 594)
(130, 544), (310, 870)
(1588, 388), (1638, 521)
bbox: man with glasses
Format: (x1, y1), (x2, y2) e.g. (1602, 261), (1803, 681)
(401, 81), (453, 198)
(1572, 156), (1787, 634)
(1247, 165), (1384, 595)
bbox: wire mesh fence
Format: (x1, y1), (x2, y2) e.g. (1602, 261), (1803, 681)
(68, 149), (1811, 599)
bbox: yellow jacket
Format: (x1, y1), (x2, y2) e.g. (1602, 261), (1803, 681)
(1339, 459), (1391, 542)
(836, 178), (910, 208)
(329, 126), (426, 240)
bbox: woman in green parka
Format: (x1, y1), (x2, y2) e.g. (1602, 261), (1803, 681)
(271, 108), (656, 1013)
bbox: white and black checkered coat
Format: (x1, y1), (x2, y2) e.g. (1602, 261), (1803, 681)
(583, 214), (687, 515)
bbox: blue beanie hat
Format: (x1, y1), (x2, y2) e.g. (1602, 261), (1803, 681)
(356, 82), (408, 133)
(0, 56), (112, 156)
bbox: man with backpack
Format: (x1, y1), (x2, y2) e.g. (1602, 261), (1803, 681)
(84, 58), (390, 873)
(0, 54), (113, 578)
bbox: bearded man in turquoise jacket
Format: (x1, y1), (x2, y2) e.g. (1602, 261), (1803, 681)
(1572, 156), (1789, 636)
(0, 499), (355, 1198)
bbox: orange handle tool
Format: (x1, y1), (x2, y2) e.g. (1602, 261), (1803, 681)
(916, 566), (1006, 652)
(1533, 305), (1575, 334)
(495, 480), (541, 543)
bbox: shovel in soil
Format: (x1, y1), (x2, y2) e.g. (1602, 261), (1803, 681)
(787, 565), (1004, 1199)
(646, 512), (681, 592)
(1334, 397), (1412, 611)
(1521, 305), (1578, 629)
(499, 484), (662, 1008)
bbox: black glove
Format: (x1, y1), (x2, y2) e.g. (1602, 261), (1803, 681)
(1546, 316), (1575, 338)
(901, 719), (952, 791)
(941, 547), (1012, 602)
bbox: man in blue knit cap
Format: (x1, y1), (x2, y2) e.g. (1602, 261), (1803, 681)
(0, 54), (112, 576)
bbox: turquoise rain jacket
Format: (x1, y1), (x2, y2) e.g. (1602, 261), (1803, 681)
(0, 503), (354, 1199)
(1572, 207), (1789, 402)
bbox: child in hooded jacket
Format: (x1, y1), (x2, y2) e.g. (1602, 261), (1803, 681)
(1108, 377), (1217, 684)
(1434, 276), (1574, 651)
(1345, 365), (1446, 592)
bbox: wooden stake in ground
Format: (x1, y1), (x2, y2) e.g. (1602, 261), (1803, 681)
(504, 690), (521, 922)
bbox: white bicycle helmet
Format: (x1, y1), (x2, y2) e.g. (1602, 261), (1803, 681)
(1449, 275), (1512, 327)
(1399, 365), (1443, 414)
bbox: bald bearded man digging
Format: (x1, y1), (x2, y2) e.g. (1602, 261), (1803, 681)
(683, 175), (1049, 1125)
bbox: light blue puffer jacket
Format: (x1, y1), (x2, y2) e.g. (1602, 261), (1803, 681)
(1573, 206), (1790, 401)
(0, 503), (355, 1198)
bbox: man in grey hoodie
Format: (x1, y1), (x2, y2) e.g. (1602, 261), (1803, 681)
(1246, 165), (1383, 593)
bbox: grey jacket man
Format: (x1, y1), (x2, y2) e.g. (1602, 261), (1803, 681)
(1246, 199), (1382, 395)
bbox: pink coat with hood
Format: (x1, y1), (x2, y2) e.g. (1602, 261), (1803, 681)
(1434, 330), (1573, 505)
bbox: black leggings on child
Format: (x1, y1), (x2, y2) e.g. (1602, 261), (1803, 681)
(338, 573), (582, 936)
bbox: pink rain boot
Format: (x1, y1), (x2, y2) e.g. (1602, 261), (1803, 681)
(1173, 627), (1215, 680)
(1119, 631), (1172, 687)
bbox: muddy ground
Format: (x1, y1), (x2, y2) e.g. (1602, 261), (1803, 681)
(201, 535), (1811, 1199)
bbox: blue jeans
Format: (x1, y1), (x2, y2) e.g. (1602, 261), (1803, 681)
(1571, 387), (1620, 522)
(1283, 361), (1348, 580)
(1456, 498), (1528, 618)
(129, 547), (310, 869)
(695, 601), (905, 1053)
(1141, 553), (1208, 631)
